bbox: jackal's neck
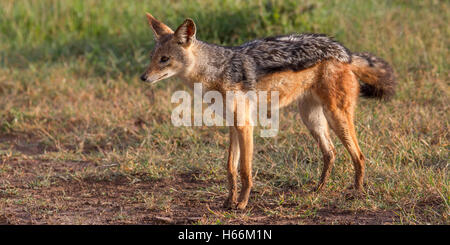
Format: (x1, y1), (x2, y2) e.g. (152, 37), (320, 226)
(178, 39), (234, 89)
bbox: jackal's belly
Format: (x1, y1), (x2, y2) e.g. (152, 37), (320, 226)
(256, 64), (319, 108)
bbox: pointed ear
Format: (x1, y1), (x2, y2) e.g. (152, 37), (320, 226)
(174, 18), (196, 46)
(146, 13), (173, 39)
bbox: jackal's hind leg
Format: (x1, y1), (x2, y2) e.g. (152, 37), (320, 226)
(298, 94), (336, 192)
(323, 107), (365, 191)
(314, 62), (366, 191)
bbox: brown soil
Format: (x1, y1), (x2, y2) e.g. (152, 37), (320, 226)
(0, 158), (402, 225)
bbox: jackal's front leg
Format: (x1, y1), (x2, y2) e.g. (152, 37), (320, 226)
(235, 125), (254, 210)
(223, 126), (240, 209)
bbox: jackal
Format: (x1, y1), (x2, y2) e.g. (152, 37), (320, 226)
(140, 13), (396, 210)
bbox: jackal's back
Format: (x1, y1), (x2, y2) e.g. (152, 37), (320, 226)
(186, 33), (353, 90)
(235, 33), (352, 77)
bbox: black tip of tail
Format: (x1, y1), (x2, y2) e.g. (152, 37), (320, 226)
(359, 81), (396, 100)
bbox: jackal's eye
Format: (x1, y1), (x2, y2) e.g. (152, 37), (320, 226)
(160, 56), (170, 63)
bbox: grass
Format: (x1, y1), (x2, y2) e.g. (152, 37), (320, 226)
(0, 0), (449, 224)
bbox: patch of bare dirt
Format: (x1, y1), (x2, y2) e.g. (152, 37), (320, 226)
(0, 159), (402, 225)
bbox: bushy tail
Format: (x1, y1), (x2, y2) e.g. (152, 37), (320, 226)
(351, 52), (396, 100)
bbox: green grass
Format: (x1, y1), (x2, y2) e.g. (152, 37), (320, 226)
(0, 0), (449, 224)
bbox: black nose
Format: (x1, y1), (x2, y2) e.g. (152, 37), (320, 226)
(140, 74), (147, 82)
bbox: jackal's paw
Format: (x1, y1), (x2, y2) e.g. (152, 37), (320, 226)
(223, 198), (237, 209)
(345, 184), (366, 193)
(236, 201), (248, 210)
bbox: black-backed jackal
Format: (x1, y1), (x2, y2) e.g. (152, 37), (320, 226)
(140, 13), (396, 210)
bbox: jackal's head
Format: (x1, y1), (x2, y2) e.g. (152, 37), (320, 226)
(140, 13), (196, 84)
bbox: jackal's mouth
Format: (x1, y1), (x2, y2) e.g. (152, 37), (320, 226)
(151, 73), (168, 84)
